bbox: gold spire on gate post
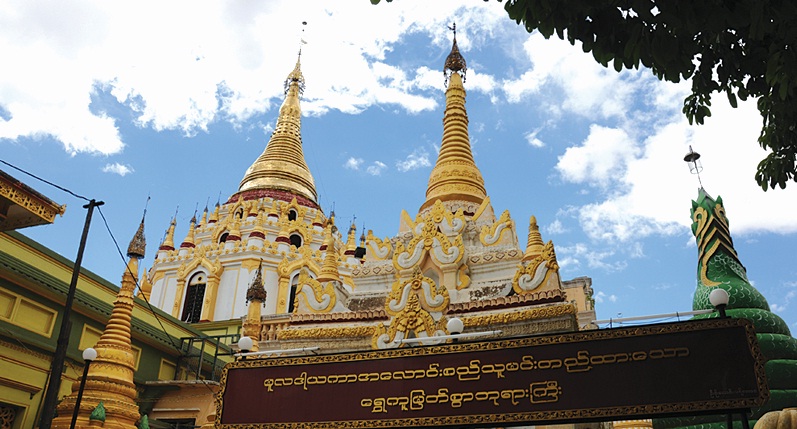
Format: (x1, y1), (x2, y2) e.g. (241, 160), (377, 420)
(52, 219), (145, 429)
(243, 261), (267, 352)
(523, 216), (545, 262)
(420, 23), (486, 213)
(236, 45), (318, 205)
(318, 225), (341, 283)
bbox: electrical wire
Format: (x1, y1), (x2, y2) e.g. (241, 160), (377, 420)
(0, 158), (90, 202)
(95, 206), (183, 353)
(0, 158), (223, 394)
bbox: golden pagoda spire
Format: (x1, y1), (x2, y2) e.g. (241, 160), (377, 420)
(208, 202), (219, 224)
(344, 221), (357, 256)
(237, 52), (318, 206)
(180, 214), (196, 248)
(420, 23), (486, 213)
(52, 224), (144, 429)
(159, 216), (176, 251)
(523, 215), (545, 262)
(317, 225), (341, 283)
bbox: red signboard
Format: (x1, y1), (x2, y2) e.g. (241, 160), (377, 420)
(216, 318), (768, 429)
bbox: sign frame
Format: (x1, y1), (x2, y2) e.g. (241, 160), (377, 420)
(215, 318), (768, 429)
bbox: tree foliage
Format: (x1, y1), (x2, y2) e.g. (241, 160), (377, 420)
(372, 0), (797, 190)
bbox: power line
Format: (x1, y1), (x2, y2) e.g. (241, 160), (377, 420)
(0, 158), (90, 201)
(96, 206), (183, 353)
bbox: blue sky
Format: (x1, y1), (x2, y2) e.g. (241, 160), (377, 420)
(1, 1), (795, 331)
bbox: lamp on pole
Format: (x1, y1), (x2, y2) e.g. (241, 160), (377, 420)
(69, 347), (97, 429)
(709, 288), (730, 318)
(237, 336), (253, 360)
(447, 317), (464, 343)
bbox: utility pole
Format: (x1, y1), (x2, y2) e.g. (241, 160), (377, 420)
(39, 199), (104, 429)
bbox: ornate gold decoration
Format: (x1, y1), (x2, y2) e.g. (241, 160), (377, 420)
(463, 303), (576, 328)
(419, 33), (485, 213)
(295, 267), (336, 313)
(375, 269), (450, 347)
(393, 205), (464, 271)
(479, 209), (513, 246)
(237, 55), (317, 203)
(278, 325), (377, 340)
(0, 172), (66, 229)
(513, 239), (560, 295)
(365, 230), (393, 261)
(456, 263), (470, 290)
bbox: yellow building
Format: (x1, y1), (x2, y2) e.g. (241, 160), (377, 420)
(0, 170), (234, 429)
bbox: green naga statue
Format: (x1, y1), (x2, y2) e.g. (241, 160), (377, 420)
(655, 189), (797, 429)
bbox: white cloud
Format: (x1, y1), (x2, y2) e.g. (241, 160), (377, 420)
(102, 162), (134, 176)
(525, 129), (545, 148)
(396, 148), (431, 172)
(0, 1), (507, 155)
(557, 125), (639, 188)
(344, 157), (363, 170)
(557, 242), (627, 272)
(366, 161), (387, 176)
(546, 219), (567, 234)
(594, 291), (618, 304)
(502, 33), (640, 121)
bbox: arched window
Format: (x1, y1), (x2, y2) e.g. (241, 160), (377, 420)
(219, 232), (229, 244)
(181, 273), (206, 323)
(289, 234), (302, 248)
(288, 209), (298, 222)
(287, 275), (299, 313)
(234, 208), (244, 219)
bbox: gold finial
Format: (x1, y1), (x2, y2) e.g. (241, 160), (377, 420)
(317, 226), (341, 283)
(127, 198), (148, 259)
(444, 22), (466, 86)
(285, 21), (308, 95)
(180, 215), (197, 248)
(245, 261), (267, 305)
(523, 216), (545, 262)
(236, 32), (317, 206)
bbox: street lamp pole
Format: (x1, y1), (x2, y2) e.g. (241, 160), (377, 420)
(709, 288), (750, 429)
(709, 288), (730, 318)
(69, 347), (97, 429)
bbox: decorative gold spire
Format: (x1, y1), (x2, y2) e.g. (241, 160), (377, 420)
(523, 216), (545, 262)
(127, 215), (146, 259)
(420, 25), (486, 213)
(344, 221), (357, 255)
(180, 215), (196, 248)
(444, 23), (466, 85)
(237, 55), (317, 205)
(317, 226), (341, 283)
(245, 261), (267, 305)
(200, 206), (208, 225)
(52, 230), (143, 429)
(208, 203), (219, 224)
